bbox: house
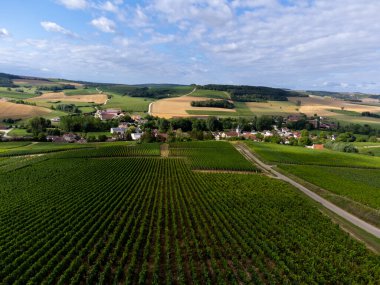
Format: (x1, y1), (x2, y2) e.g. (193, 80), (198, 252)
(312, 144), (324, 150)
(287, 114), (304, 122)
(131, 133), (142, 141)
(63, 133), (78, 143)
(95, 108), (124, 121)
(110, 127), (126, 135)
(51, 117), (61, 123)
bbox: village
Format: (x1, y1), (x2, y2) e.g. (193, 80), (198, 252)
(7, 108), (338, 148)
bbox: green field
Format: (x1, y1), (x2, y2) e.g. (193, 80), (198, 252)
(0, 143), (379, 283)
(169, 141), (258, 171)
(64, 88), (99, 95)
(105, 94), (154, 113)
(190, 89), (230, 99)
(0, 142), (92, 157)
(246, 142), (380, 211)
(0, 87), (37, 99)
(7, 129), (31, 137)
(354, 142), (380, 156)
(245, 142), (380, 168)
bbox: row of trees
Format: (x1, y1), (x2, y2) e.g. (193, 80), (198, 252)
(199, 85), (301, 102)
(191, 99), (234, 109)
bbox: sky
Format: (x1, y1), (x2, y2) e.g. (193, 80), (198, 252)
(0, 0), (380, 93)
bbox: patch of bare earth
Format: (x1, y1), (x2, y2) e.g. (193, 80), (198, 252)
(27, 92), (108, 104)
(151, 96), (236, 118)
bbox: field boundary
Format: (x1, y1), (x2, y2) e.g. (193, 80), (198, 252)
(234, 142), (380, 239)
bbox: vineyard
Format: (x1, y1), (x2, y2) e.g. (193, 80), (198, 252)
(169, 141), (258, 171)
(246, 142), (380, 210)
(0, 143), (379, 283)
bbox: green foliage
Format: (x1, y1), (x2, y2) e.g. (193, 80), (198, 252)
(279, 164), (380, 209)
(191, 99), (234, 109)
(324, 141), (358, 153)
(55, 104), (81, 113)
(28, 117), (51, 136)
(200, 84), (302, 102)
(170, 141), (258, 171)
(246, 141), (380, 168)
(0, 147), (379, 283)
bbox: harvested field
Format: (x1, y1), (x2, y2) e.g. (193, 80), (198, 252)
(288, 96), (380, 116)
(0, 101), (52, 119)
(13, 79), (58, 86)
(151, 96), (236, 118)
(28, 92), (107, 104)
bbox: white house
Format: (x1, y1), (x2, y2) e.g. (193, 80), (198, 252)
(131, 133), (142, 141)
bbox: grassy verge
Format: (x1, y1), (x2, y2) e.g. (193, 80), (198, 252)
(273, 166), (380, 228)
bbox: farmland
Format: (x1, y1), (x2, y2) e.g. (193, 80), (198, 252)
(105, 94), (154, 113)
(245, 142), (380, 213)
(27, 92), (107, 105)
(169, 141), (258, 171)
(0, 101), (64, 120)
(150, 96), (236, 118)
(0, 142), (379, 283)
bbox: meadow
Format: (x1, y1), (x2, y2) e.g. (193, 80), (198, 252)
(0, 142), (379, 284)
(190, 89), (230, 99)
(105, 94), (154, 113)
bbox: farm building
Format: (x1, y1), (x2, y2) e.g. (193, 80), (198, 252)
(110, 127), (126, 135)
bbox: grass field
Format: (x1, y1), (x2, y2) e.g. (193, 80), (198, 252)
(0, 87), (37, 99)
(105, 94), (154, 113)
(64, 88), (99, 95)
(0, 143), (379, 283)
(7, 129), (31, 137)
(246, 142), (380, 212)
(190, 89), (230, 99)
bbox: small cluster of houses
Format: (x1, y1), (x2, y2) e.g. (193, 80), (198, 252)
(47, 133), (86, 143)
(95, 108), (125, 121)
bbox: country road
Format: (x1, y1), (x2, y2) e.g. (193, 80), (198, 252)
(148, 87), (197, 115)
(234, 143), (380, 239)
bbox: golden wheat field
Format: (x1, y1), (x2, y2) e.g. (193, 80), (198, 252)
(150, 96), (236, 118)
(27, 92), (107, 104)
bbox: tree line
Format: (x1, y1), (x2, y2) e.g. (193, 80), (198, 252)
(191, 99), (234, 109)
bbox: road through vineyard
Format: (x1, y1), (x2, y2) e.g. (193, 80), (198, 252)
(0, 146), (379, 284)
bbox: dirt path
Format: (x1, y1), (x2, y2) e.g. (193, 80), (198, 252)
(160, 143), (169, 157)
(234, 143), (380, 239)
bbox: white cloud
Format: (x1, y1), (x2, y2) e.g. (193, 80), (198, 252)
(0, 28), (10, 38)
(91, 17), (116, 33)
(57, 0), (88, 9)
(100, 1), (118, 13)
(41, 21), (78, 38)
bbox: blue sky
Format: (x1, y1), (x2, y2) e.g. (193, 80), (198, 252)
(0, 0), (380, 92)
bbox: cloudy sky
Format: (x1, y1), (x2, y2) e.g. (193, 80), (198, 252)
(0, 0), (379, 92)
